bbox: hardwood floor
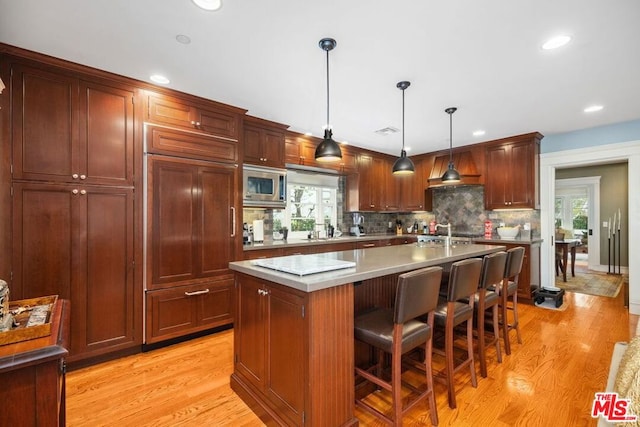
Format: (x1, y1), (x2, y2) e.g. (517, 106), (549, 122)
(66, 289), (637, 426)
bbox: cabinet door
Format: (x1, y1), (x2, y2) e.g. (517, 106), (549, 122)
(508, 141), (535, 208)
(266, 285), (306, 425)
(72, 186), (137, 357)
(11, 63), (78, 183)
(199, 163), (237, 278)
(399, 157), (425, 211)
(149, 159), (199, 287)
(11, 182), (76, 300)
(78, 80), (135, 186)
(234, 275), (267, 390)
(384, 159), (401, 211)
(243, 126), (264, 164)
(262, 129), (285, 168)
(485, 144), (510, 210)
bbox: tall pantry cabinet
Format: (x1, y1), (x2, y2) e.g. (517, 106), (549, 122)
(4, 55), (142, 363)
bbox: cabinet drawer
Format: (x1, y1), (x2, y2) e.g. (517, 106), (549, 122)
(145, 280), (233, 344)
(244, 248), (284, 260)
(147, 125), (238, 162)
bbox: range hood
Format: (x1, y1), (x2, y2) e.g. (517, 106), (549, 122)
(427, 150), (482, 188)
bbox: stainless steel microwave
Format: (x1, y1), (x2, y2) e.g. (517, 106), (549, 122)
(242, 165), (287, 208)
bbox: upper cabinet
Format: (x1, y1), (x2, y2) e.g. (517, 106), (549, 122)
(11, 63), (135, 186)
(145, 91), (243, 140)
(243, 116), (288, 168)
(285, 131), (357, 174)
(484, 132), (542, 210)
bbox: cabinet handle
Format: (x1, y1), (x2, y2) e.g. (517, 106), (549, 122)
(185, 288), (210, 296)
(230, 207), (236, 237)
(72, 174), (79, 179)
(72, 189), (79, 195)
(80, 189), (87, 195)
(362, 243), (375, 248)
(80, 174), (86, 180)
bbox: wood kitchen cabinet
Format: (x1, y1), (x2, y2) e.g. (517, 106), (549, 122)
(233, 273), (306, 426)
(398, 155), (427, 211)
(147, 125), (238, 163)
(11, 63), (135, 186)
(243, 116), (288, 168)
(484, 133), (542, 210)
(475, 240), (541, 303)
(285, 132), (319, 168)
(146, 155), (237, 342)
(12, 182), (137, 362)
(347, 153), (386, 211)
(7, 56), (142, 364)
(145, 91), (241, 140)
(145, 279), (233, 344)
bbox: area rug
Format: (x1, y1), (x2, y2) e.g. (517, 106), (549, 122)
(555, 271), (625, 298)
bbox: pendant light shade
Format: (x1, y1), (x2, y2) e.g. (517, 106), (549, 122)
(441, 107), (461, 183)
(315, 38), (342, 163)
(392, 81), (415, 175)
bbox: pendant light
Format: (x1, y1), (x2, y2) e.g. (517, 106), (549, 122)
(441, 107), (461, 183)
(392, 81), (415, 175)
(315, 38), (342, 163)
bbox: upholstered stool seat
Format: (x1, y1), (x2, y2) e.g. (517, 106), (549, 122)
(433, 258), (482, 409)
(354, 266), (442, 426)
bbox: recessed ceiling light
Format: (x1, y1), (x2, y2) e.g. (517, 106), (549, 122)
(542, 35), (572, 50)
(584, 105), (604, 113)
(192, 0), (222, 11)
(176, 34), (191, 44)
(304, 132), (313, 136)
(473, 130), (486, 137)
(150, 74), (170, 85)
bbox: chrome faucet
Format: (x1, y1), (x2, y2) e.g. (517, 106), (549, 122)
(435, 223), (452, 246)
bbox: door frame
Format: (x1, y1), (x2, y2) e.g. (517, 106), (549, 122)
(540, 139), (640, 315)
(555, 177), (600, 271)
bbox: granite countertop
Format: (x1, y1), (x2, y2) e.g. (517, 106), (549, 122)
(243, 233), (416, 251)
(230, 243), (505, 293)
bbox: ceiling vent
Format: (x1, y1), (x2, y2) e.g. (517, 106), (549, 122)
(374, 126), (399, 136)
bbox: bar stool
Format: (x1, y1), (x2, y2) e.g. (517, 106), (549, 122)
(433, 258), (483, 409)
(354, 266), (442, 426)
(474, 251), (507, 377)
(499, 246), (525, 355)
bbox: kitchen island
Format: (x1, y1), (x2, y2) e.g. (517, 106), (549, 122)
(228, 243), (504, 426)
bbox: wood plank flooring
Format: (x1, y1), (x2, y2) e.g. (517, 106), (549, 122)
(66, 288), (637, 426)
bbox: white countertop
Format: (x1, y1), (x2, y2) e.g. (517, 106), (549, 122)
(229, 243), (506, 293)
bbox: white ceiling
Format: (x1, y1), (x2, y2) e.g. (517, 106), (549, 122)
(2, 0), (639, 155)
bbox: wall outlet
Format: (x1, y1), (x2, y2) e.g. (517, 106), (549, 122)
(603, 221), (608, 228)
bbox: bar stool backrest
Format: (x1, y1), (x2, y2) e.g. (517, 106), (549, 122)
(394, 266), (443, 325)
(446, 258), (483, 302)
(505, 247), (525, 281)
(481, 251), (508, 289)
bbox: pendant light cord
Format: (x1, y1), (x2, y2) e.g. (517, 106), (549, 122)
(449, 111), (453, 163)
(326, 48), (330, 130)
(402, 88), (405, 151)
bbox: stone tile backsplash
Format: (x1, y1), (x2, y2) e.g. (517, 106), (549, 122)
(244, 181), (540, 239)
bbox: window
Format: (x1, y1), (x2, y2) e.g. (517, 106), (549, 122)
(555, 187), (588, 238)
(273, 171), (338, 239)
